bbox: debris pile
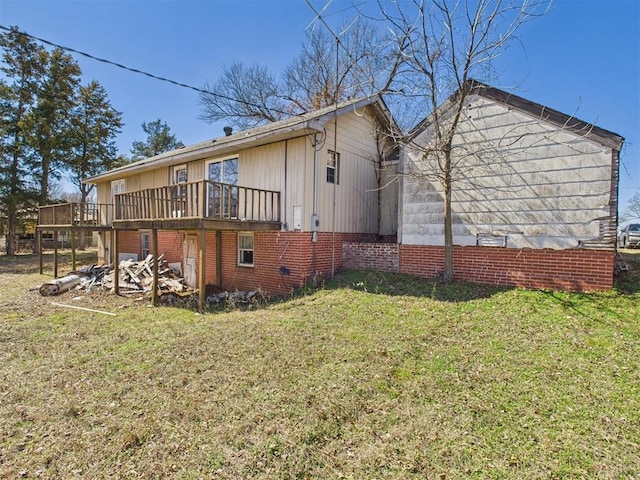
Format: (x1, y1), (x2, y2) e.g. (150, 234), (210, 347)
(39, 255), (189, 297)
(206, 290), (262, 306)
(102, 255), (186, 294)
(37, 255), (267, 310)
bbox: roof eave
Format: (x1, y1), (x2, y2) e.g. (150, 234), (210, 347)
(84, 121), (324, 184)
(85, 94), (392, 185)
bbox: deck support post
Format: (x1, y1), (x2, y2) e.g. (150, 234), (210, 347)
(152, 228), (159, 306)
(38, 229), (43, 275)
(199, 228), (206, 311)
(216, 231), (222, 286)
(113, 229), (120, 294)
(70, 227), (76, 272)
(53, 230), (59, 278)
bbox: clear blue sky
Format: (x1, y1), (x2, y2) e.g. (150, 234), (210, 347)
(1, 0), (638, 210)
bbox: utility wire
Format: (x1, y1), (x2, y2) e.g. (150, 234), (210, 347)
(0, 24), (297, 118)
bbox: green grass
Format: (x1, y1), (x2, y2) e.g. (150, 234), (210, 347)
(0, 251), (639, 478)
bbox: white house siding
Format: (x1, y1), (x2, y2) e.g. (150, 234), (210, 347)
(401, 95), (616, 249)
(314, 110), (381, 234)
(92, 102), (386, 237)
(378, 160), (399, 237)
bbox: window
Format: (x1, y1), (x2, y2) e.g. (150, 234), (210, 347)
(111, 179), (125, 198)
(208, 157), (239, 218)
(171, 165), (187, 217)
(111, 179), (126, 219)
(238, 232), (254, 267)
(327, 150), (340, 184)
(141, 232), (150, 259)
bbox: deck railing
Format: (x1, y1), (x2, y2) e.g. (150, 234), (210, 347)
(38, 202), (114, 227)
(114, 180), (281, 223)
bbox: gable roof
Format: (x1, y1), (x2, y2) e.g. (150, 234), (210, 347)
(85, 95), (395, 184)
(406, 79), (624, 151)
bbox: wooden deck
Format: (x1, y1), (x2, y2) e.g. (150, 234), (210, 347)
(37, 181), (281, 231)
(38, 202), (114, 230)
(114, 180), (281, 230)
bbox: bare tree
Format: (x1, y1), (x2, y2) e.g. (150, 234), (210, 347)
(380, 0), (550, 282)
(199, 17), (391, 130)
(199, 61), (288, 130)
(621, 192), (640, 223)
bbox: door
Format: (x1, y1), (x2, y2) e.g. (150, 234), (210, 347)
(183, 235), (198, 288)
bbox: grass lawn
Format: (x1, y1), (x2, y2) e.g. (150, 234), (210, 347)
(1, 250), (639, 479)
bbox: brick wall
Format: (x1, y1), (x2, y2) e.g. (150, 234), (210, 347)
(343, 242), (399, 272)
(156, 231), (185, 265)
(343, 243), (614, 292)
(221, 231), (373, 295)
(116, 231), (141, 259)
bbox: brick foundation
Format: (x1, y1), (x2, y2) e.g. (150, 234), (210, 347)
(116, 230), (374, 296)
(344, 243), (615, 292)
(343, 242), (399, 272)
(221, 231), (374, 295)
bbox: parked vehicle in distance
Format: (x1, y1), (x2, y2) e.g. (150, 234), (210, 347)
(618, 223), (640, 248)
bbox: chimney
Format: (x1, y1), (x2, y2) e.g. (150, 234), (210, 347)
(223, 126), (233, 136)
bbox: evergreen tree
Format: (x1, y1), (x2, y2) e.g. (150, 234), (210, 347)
(0, 27), (46, 255)
(67, 80), (124, 219)
(25, 47), (81, 206)
(130, 118), (180, 160)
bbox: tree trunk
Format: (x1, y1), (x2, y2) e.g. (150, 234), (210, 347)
(6, 211), (16, 256)
(442, 152), (454, 283)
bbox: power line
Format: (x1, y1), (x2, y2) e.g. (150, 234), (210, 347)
(0, 24), (297, 118)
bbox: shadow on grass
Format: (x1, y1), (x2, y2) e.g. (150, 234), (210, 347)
(323, 268), (512, 303)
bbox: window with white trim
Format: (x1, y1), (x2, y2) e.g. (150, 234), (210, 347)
(238, 232), (254, 267)
(327, 150), (340, 184)
(207, 157), (239, 218)
(111, 179), (126, 219)
(111, 178), (125, 198)
(170, 164), (187, 217)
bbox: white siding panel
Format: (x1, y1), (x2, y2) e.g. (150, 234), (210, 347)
(315, 109), (381, 234)
(402, 95), (615, 249)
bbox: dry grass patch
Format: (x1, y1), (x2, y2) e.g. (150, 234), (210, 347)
(0, 251), (639, 478)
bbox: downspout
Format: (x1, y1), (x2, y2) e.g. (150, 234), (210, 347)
(331, 113), (337, 277)
(284, 140), (288, 230)
(331, 37), (339, 277)
(613, 148), (621, 250)
(312, 133), (319, 243)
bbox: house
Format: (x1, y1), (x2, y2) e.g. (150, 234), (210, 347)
(38, 82), (625, 296)
(344, 80), (625, 291)
(36, 95), (396, 306)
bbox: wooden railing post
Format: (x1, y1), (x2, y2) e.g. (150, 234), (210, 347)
(200, 181), (206, 218)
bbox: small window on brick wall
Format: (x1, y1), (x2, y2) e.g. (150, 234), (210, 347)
(327, 150), (340, 184)
(238, 232), (254, 267)
(141, 232), (150, 259)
